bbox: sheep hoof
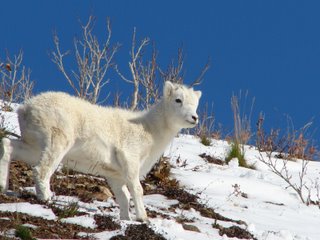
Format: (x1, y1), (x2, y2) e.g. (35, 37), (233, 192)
(136, 217), (150, 224)
(120, 215), (132, 221)
(37, 190), (53, 202)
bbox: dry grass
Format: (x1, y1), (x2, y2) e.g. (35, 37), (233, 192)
(226, 93), (255, 168)
(194, 103), (215, 146)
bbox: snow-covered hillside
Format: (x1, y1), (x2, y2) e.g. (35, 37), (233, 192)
(165, 136), (320, 240)
(0, 109), (320, 240)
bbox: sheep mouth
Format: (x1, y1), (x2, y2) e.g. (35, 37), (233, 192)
(186, 120), (197, 125)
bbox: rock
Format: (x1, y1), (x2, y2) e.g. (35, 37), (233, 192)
(93, 186), (113, 201)
(182, 223), (200, 232)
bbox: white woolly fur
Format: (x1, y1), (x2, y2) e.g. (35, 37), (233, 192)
(0, 81), (201, 222)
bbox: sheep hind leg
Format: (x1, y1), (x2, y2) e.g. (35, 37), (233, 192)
(108, 178), (131, 220)
(0, 138), (40, 193)
(0, 138), (12, 192)
(33, 141), (70, 201)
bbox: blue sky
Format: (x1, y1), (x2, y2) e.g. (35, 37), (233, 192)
(1, 0), (320, 139)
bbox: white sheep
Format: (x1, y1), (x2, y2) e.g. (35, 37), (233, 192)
(0, 81), (201, 222)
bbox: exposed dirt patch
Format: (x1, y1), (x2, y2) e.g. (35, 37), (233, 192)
(2, 157), (257, 239)
(143, 157), (172, 189)
(146, 208), (170, 220)
(8, 160), (113, 203)
(213, 223), (257, 240)
(9, 160), (34, 190)
(199, 153), (225, 165)
(164, 185), (198, 204)
(51, 173), (112, 203)
(110, 224), (166, 240)
(0, 192), (24, 203)
(18, 190), (46, 205)
(0, 211), (95, 239)
(94, 214), (121, 231)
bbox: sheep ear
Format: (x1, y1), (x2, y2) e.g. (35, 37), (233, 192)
(164, 81), (174, 98)
(195, 90), (202, 99)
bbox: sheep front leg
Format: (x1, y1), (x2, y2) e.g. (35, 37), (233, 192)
(108, 178), (131, 220)
(116, 150), (148, 222)
(127, 177), (148, 222)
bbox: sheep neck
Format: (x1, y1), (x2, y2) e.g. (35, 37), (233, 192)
(143, 100), (180, 144)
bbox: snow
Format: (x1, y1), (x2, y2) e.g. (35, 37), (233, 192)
(165, 135), (320, 240)
(21, 223), (38, 229)
(61, 215), (97, 229)
(150, 218), (222, 240)
(143, 194), (179, 209)
(1, 109), (320, 239)
(89, 230), (123, 239)
(0, 103), (20, 136)
(0, 202), (56, 220)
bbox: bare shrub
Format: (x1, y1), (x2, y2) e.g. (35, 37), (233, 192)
(116, 29), (210, 110)
(313, 179), (320, 208)
(138, 45), (159, 109)
(229, 184), (248, 198)
(257, 117), (320, 206)
(115, 28), (159, 110)
(0, 50), (34, 110)
(259, 151), (310, 204)
(286, 121), (317, 160)
(158, 47), (185, 86)
(256, 115), (317, 161)
(51, 16), (120, 104)
(52, 15), (209, 112)
(256, 112), (279, 152)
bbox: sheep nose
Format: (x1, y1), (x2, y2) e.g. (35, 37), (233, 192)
(192, 115), (198, 122)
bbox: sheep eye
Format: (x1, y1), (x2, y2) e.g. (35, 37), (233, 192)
(175, 99), (182, 104)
